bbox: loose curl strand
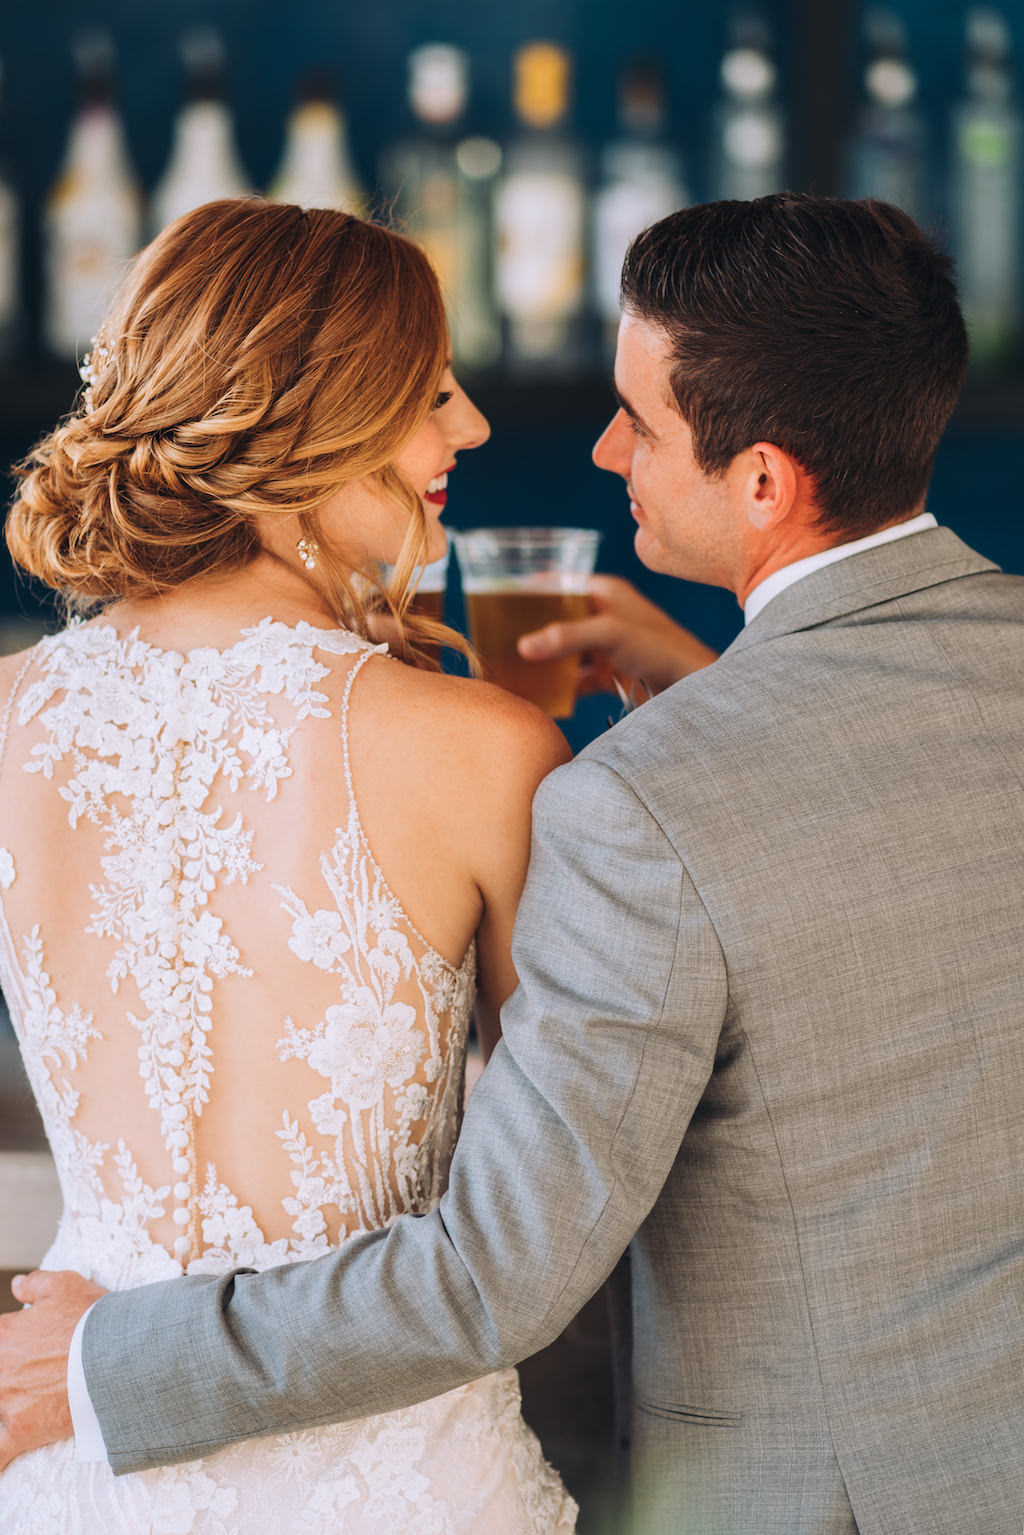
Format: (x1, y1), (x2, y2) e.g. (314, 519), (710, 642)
(6, 198), (476, 670)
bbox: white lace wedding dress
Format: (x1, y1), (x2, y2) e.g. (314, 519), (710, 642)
(0, 617), (577, 1534)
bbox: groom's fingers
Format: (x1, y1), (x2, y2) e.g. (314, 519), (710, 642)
(517, 616), (626, 700)
(518, 612), (616, 663)
(0, 1270), (105, 1470)
(10, 1270), (43, 1304)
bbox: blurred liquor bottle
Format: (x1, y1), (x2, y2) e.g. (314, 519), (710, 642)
(494, 42), (588, 373)
(451, 132), (504, 373)
(593, 59), (688, 359)
(43, 30), (140, 362)
(845, 7), (927, 218)
(0, 59), (19, 363)
(381, 44), (501, 371)
(150, 27), (250, 236)
(269, 70), (365, 213)
(710, 8), (785, 201)
(949, 6), (1021, 373)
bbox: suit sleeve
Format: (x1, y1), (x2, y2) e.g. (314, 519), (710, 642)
(82, 755), (729, 1472)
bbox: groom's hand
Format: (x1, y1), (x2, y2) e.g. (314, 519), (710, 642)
(517, 575), (719, 700)
(0, 1269), (105, 1471)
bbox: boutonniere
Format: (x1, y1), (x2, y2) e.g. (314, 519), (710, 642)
(608, 676), (652, 727)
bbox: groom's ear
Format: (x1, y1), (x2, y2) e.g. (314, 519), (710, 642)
(741, 443), (799, 532)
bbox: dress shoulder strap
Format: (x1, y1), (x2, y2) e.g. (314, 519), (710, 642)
(333, 642), (468, 976)
(0, 647), (38, 777)
(339, 644), (380, 812)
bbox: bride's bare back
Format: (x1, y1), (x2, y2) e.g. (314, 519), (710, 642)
(0, 597), (566, 1280)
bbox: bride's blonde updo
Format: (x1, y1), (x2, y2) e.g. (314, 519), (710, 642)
(6, 198), (467, 665)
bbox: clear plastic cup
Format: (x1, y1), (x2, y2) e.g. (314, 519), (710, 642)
(452, 526), (600, 717)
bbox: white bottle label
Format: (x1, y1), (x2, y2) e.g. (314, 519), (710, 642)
(718, 106), (784, 200)
(495, 172), (585, 322)
(593, 179), (682, 323)
(45, 190), (139, 358)
(151, 106), (250, 234)
(269, 108), (364, 213)
(417, 171), (462, 297)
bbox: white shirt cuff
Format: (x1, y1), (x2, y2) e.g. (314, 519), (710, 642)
(68, 1304), (109, 1463)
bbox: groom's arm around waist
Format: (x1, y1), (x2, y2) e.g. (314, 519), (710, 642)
(83, 754), (727, 1473)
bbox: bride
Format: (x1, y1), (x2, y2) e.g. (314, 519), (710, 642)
(0, 198), (576, 1532)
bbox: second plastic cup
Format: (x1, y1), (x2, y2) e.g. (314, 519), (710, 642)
(452, 526), (600, 718)
(381, 547), (449, 622)
(407, 548), (449, 623)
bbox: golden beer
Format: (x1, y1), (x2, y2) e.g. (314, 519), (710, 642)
(465, 589), (589, 717)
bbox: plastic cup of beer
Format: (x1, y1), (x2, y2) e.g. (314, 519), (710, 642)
(452, 527), (601, 717)
(407, 548), (449, 623)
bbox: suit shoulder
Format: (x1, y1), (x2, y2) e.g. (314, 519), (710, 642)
(578, 665), (730, 769)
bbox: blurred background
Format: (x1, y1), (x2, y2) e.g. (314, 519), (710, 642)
(0, 0), (1020, 686)
(0, 3), (1021, 1518)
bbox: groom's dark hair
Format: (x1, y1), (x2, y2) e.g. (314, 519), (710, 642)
(620, 194), (968, 538)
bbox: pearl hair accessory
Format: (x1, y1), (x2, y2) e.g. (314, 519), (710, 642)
(78, 336), (112, 415)
(296, 536), (319, 571)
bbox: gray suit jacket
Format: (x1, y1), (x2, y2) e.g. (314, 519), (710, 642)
(84, 528), (1024, 1534)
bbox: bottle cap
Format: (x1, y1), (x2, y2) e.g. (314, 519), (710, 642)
(620, 59), (666, 136)
(966, 6), (1012, 100)
(409, 44), (468, 125)
(721, 6), (776, 100)
(514, 42), (571, 129)
(73, 28), (116, 109)
(863, 9), (916, 107)
(721, 46), (775, 99)
(967, 5), (1011, 62)
(181, 27), (227, 103)
(866, 59), (916, 106)
(295, 68), (339, 108)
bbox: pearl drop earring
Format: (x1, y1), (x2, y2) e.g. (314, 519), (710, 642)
(296, 536), (319, 572)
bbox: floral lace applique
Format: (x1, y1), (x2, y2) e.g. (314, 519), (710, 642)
(6, 622), (390, 1267)
(0, 620), (578, 1534)
(148, 1462), (240, 1534)
(273, 802), (467, 1235)
(14, 924), (106, 1224)
(67, 1143), (177, 1288)
(189, 1164), (293, 1274)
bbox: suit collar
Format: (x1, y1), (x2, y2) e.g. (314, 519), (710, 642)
(723, 527), (1000, 656)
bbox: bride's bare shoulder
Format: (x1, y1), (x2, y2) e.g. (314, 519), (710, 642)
(357, 655), (572, 793)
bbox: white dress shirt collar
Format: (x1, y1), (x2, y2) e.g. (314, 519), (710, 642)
(743, 512), (938, 625)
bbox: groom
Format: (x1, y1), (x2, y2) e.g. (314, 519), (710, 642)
(3, 194), (1024, 1535)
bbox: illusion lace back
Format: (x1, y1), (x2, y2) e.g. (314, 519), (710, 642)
(0, 618), (576, 1535)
